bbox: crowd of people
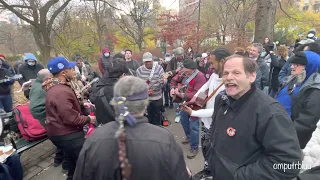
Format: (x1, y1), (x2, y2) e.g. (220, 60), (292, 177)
(0, 29), (320, 180)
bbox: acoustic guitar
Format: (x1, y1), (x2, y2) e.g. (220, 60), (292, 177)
(183, 82), (224, 110)
(0, 74), (23, 84)
(172, 84), (187, 103)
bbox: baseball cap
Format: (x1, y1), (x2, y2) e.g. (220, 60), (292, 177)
(47, 56), (77, 74)
(142, 52), (153, 62)
(202, 53), (208, 58)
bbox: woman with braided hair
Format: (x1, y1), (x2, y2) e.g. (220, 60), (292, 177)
(74, 76), (191, 180)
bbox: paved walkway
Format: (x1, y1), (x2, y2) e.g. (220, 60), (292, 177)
(21, 140), (56, 180)
(21, 108), (204, 180)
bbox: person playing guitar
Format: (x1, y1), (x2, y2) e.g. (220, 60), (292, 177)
(136, 52), (166, 126)
(169, 59), (206, 159)
(181, 48), (231, 180)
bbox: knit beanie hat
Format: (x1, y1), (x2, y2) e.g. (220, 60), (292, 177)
(291, 51), (307, 65)
(183, 59), (198, 69)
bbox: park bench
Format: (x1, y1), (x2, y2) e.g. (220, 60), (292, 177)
(0, 110), (48, 154)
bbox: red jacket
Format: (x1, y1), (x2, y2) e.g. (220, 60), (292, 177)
(170, 71), (207, 102)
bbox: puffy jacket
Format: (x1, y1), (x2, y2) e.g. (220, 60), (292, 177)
(291, 72), (320, 149)
(301, 120), (320, 173)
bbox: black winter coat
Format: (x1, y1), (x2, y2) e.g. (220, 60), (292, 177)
(291, 72), (320, 149)
(0, 68), (14, 95)
(205, 86), (302, 180)
(269, 54), (286, 90)
(94, 78), (118, 125)
(74, 116), (190, 180)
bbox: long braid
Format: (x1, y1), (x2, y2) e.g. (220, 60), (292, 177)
(115, 97), (135, 180)
(118, 131), (131, 180)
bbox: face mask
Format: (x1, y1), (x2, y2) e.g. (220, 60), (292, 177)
(261, 52), (266, 57)
(104, 53), (110, 57)
(28, 61), (35, 66)
(165, 57), (171, 62)
(154, 61), (158, 66)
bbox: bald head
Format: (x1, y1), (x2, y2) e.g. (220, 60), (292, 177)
(37, 69), (52, 81)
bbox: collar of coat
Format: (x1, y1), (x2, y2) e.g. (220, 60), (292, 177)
(42, 78), (69, 92)
(221, 84), (256, 112)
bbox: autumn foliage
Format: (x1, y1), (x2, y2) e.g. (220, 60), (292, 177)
(157, 13), (208, 49)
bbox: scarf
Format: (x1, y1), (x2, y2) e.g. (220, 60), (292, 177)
(75, 63), (88, 77)
(42, 78), (68, 92)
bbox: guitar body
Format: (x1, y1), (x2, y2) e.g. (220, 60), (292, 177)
(172, 84), (185, 103)
(184, 91), (208, 110)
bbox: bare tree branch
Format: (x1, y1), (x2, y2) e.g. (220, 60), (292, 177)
(0, 0), (36, 26)
(48, 0), (72, 31)
(276, 0), (299, 21)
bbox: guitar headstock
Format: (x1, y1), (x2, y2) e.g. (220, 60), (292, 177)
(92, 77), (99, 83)
(12, 74), (23, 80)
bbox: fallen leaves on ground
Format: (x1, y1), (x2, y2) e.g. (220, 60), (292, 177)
(12, 81), (29, 107)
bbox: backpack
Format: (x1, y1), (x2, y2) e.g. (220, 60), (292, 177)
(13, 104), (47, 141)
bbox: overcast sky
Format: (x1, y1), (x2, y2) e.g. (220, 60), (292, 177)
(160, 0), (179, 10)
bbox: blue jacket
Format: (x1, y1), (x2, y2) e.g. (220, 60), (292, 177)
(278, 56), (293, 84)
(277, 51), (320, 117)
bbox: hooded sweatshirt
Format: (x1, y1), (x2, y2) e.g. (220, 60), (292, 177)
(18, 53), (44, 98)
(277, 51), (320, 117)
(98, 48), (112, 75)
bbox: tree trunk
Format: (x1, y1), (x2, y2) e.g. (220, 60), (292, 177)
(32, 26), (51, 64)
(40, 46), (51, 63)
(254, 0), (277, 43)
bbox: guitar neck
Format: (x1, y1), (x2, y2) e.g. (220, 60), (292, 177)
(80, 78), (99, 92)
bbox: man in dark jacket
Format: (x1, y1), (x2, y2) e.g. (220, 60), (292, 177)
(248, 43), (269, 90)
(124, 49), (141, 76)
(18, 53), (44, 99)
(95, 58), (129, 125)
(277, 51), (320, 149)
(74, 76), (191, 180)
(205, 55), (301, 180)
(44, 57), (96, 180)
(0, 63), (14, 113)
